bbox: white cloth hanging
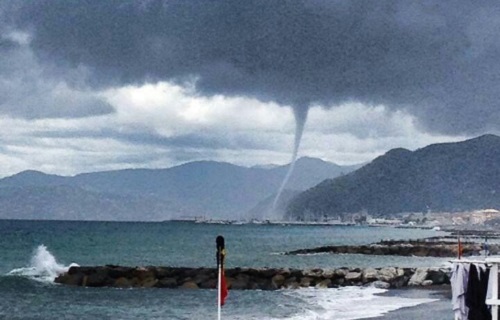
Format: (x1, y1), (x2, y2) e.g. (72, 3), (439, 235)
(451, 262), (470, 320)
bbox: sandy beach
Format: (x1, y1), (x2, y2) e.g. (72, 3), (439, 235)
(372, 286), (451, 320)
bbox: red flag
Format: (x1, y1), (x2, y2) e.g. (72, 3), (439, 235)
(216, 235), (229, 307)
(220, 269), (228, 306)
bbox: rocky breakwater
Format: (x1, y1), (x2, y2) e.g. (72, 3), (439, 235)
(286, 239), (499, 257)
(55, 265), (451, 290)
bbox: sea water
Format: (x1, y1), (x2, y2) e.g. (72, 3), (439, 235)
(0, 220), (449, 319)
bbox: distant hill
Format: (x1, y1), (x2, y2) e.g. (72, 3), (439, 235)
(0, 157), (359, 221)
(0, 185), (180, 221)
(286, 134), (500, 220)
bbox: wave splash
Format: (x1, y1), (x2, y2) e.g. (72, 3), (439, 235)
(280, 287), (437, 320)
(7, 245), (78, 283)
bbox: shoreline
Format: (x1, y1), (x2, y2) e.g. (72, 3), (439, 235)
(370, 286), (451, 320)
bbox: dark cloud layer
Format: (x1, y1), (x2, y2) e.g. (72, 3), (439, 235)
(0, 42), (115, 119)
(6, 0), (500, 134)
(0, 10), (115, 120)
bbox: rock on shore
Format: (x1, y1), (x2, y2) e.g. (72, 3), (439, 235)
(55, 265), (451, 290)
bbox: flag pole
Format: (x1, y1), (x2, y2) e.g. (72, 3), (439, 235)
(216, 235), (225, 320)
(218, 262), (222, 320)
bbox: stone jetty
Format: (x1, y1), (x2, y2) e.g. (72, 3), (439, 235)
(55, 265), (451, 290)
(285, 239), (498, 257)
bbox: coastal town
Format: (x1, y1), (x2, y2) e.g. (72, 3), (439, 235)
(185, 209), (500, 231)
(312, 209), (500, 229)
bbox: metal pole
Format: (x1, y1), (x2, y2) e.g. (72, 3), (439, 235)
(488, 263), (499, 320)
(216, 235), (225, 320)
(218, 263), (222, 320)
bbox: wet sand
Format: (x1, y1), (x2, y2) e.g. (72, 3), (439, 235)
(372, 286), (451, 320)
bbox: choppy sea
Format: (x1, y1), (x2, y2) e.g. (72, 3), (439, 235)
(0, 220), (452, 319)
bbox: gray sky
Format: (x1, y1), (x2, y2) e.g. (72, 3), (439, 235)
(0, 0), (498, 177)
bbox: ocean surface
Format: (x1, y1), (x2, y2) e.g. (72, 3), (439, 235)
(0, 220), (452, 319)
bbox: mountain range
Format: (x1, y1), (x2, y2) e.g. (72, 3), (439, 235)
(286, 134), (500, 220)
(0, 157), (359, 221)
(3, 134), (498, 221)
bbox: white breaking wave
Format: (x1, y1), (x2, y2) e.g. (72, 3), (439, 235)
(279, 287), (437, 320)
(7, 244), (78, 283)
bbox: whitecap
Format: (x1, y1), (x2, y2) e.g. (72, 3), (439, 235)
(7, 244), (78, 283)
(278, 287), (437, 320)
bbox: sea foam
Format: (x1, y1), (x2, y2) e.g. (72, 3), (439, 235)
(7, 244), (78, 283)
(280, 287), (437, 320)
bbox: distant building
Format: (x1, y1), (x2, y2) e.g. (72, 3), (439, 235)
(367, 218), (402, 225)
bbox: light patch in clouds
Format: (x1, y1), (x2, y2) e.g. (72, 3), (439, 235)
(309, 104), (417, 138)
(0, 117), (173, 176)
(101, 82), (291, 137)
(4, 30), (30, 45)
(0, 81), (468, 178)
(301, 104), (469, 165)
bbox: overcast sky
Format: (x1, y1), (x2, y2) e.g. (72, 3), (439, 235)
(0, 0), (498, 178)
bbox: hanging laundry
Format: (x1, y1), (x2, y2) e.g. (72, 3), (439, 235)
(466, 264), (491, 320)
(452, 263), (470, 320)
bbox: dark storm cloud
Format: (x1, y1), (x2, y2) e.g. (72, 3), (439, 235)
(0, 31), (115, 119)
(7, 0), (500, 134)
(0, 38), (18, 51)
(0, 72), (115, 119)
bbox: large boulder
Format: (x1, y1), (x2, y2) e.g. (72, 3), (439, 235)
(113, 277), (133, 288)
(157, 277), (178, 288)
(370, 281), (391, 289)
(408, 268), (429, 286)
(55, 273), (83, 286)
(335, 268), (349, 277)
(181, 281), (199, 289)
(303, 268), (323, 278)
(300, 277), (313, 287)
(345, 272), (362, 282)
(426, 268), (450, 285)
(315, 279), (332, 288)
(362, 268), (378, 283)
(271, 274), (286, 289)
(377, 267), (397, 282)
(134, 267), (155, 281)
(107, 266), (132, 279)
(422, 280), (433, 286)
(230, 274), (250, 290)
(85, 270), (112, 287)
(278, 268), (292, 277)
(140, 277), (158, 288)
(322, 269), (336, 279)
(283, 277), (299, 289)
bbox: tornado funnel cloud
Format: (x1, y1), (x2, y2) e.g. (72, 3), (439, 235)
(271, 107), (309, 218)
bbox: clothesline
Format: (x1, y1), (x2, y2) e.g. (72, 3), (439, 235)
(450, 259), (491, 264)
(450, 257), (500, 265)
